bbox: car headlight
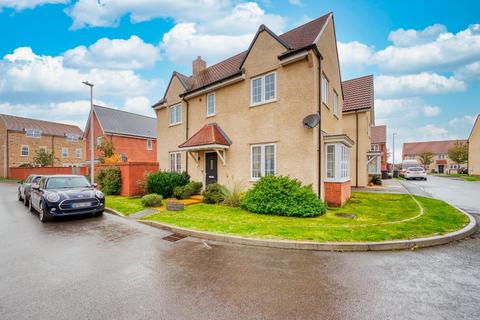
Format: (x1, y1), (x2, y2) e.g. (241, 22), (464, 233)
(95, 190), (104, 199)
(46, 193), (60, 203)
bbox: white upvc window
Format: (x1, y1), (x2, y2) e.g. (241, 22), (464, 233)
(169, 152), (182, 173)
(371, 144), (379, 151)
(76, 148), (82, 159)
(333, 90), (338, 116)
(26, 129), (41, 138)
(207, 92), (216, 117)
(21, 145), (29, 156)
(325, 143), (350, 182)
(169, 104), (182, 125)
(66, 134), (79, 142)
(250, 143), (276, 180)
(251, 72), (276, 106)
(96, 136), (104, 146)
(62, 147), (69, 158)
(368, 156), (381, 174)
(438, 153), (445, 159)
(321, 74), (329, 105)
(147, 139), (153, 150)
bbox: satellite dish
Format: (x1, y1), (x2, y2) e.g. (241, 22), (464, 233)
(303, 114), (320, 128)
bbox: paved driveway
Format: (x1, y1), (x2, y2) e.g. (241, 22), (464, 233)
(399, 175), (480, 214)
(1, 182), (479, 320)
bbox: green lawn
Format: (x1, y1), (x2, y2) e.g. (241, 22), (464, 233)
(433, 173), (480, 181)
(143, 193), (468, 242)
(105, 195), (146, 216)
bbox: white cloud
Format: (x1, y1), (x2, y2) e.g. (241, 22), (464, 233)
(0, 47), (160, 103)
(448, 115), (476, 127)
(388, 24), (447, 47)
(418, 124), (451, 140)
(454, 61), (480, 80)
(337, 41), (375, 67)
(422, 105), (441, 117)
(64, 36), (160, 70)
(123, 96), (155, 117)
(289, 0), (302, 5)
(375, 73), (466, 98)
(0, 0), (67, 11)
(375, 98), (441, 125)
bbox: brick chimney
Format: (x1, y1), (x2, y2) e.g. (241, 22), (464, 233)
(192, 56), (206, 76)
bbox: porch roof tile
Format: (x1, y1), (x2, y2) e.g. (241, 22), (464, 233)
(179, 123), (231, 149)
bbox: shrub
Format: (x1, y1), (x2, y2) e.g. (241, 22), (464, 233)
(203, 183), (227, 204)
(95, 167), (122, 195)
(141, 193), (163, 207)
(240, 176), (326, 217)
(174, 181), (203, 199)
(370, 174), (382, 185)
(223, 183), (244, 207)
(146, 171), (190, 198)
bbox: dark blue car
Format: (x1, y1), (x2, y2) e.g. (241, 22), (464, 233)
(29, 175), (105, 222)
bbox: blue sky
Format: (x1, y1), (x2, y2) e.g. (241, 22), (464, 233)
(0, 0), (479, 162)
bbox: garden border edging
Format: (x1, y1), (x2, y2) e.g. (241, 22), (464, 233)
(104, 207), (125, 217)
(138, 207), (477, 251)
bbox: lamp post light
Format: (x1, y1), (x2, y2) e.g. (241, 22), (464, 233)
(82, 81), (94, 184)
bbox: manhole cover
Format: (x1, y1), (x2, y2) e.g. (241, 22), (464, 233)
(162, 233), (187, 242)
(335, 213), (356, 219)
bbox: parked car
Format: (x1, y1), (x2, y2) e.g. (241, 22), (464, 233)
(404, 167), (427, 180)
(17, 175), (44, 207)
(29, 175), (104, 222)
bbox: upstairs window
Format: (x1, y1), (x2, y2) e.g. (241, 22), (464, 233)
(207, 93), (216, 116)
(21, 145), (29, 156)
(251, 72), (276, 106)
(250, 144), (276, 180)
(96, 136), (104, 146)
(62, 148), (69, 158)
(26, 129), (41, 138)
(76, 148), (82, 159)
(371, 144), (379, 151)
(169, 104), (182, 125)
(147, 139), (153, 150)
(326, 143), (350, 182)
(169, 152), (182, 173)
(321, 74), (329, 105)
(333, 91), (338, 116)
(66, 134), (79, 142)
(438, 154), (445, 159)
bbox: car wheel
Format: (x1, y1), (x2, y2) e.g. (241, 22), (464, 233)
(28, 198), (36, 213)
(38, 202), (49, 223)
(23, 195), (29, 207)
(18, 190), (23, 201)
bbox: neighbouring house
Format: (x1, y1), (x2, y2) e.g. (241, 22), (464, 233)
(84, 105), (157, 163)
(468, 114), (480, 175)
(152, 13), (360, 206)
(341, 75), (376, 187)
(370, 125), (387, 175)
(0, 114), (84, 178)
(402, 139), (468, 174)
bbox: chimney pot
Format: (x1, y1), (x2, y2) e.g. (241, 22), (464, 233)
(192, 56), (206, 76)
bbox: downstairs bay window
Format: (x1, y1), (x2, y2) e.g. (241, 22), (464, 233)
(325, 143), (350, 182)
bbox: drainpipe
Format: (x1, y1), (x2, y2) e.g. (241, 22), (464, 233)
(183, 98), (189, 174)
(6, 131), (9, 178)
(51, 136), (54, 167)
(313, 48), (323, 197)
(355, 111), (359, 187)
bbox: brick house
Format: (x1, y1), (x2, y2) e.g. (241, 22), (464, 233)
(468, 115), (480, 175)
(152, 13), (374, 206)
(341, 75), (377, 187)
(402, 140), (468, 174)
(370, 125), (387, 174)
(84, 105), (157, 163)
(0, 114), (84, 178)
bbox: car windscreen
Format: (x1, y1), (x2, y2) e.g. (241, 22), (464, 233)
(46, 177), (91, 189)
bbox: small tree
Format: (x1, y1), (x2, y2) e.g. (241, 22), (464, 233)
(96, 139), (115, 163)
(418, 151), (434, 169)
(33, 149), (58, 167)
(447, 141), (468, 166)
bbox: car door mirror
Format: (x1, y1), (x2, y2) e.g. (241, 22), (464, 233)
(92, 183), (98, 188)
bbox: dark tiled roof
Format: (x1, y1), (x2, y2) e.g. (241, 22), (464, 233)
(342, 75), (374, 112)
(371, 125), (386, 144)
(0, 114), (82, 137)
(179, 123), (231, 148)
(93, 105), (156, 139)
(156, 12), (332, 104)
(402, 140), (468, 156)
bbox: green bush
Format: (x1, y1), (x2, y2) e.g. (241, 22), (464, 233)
(370, 174), (382, 185)
(141, 193), (163, 207)
(95, 167), (122, 195)
(203, 183), (227, 204)
(146, 171), (190, 198)
(174, 181), (203, 199)
(240, 176), (326, 217)
(223, 183), (244, 207)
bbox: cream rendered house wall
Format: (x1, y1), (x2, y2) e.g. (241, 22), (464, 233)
(469, 117), (480, 175)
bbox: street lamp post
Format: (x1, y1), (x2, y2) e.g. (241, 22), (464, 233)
(82, 81), (94, 185)
(392, 132), (397, 174)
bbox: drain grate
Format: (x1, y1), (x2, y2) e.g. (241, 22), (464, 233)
(162, 233), (187, 242)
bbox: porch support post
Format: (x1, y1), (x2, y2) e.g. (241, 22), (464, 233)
(214, 149), (226, 166)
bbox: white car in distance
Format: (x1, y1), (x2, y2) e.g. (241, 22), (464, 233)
(404, 167), (427, 180)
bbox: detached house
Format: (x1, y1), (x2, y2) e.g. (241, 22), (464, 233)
(402, 139), (468, 173)
(84, 105), (157, 163)
(0, 114), (84, 177)
(153, 13), (359, 206)
(468, 115), (480, 175)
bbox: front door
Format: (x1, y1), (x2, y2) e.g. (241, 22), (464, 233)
(205, 152), (218, 185)
(438, 165), (444, 174)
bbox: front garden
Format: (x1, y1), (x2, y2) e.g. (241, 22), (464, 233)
(433, 173), (480, 182)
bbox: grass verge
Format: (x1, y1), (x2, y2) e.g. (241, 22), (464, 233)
(143, 192), (468, 242)
(105, 195), (145, 216)
(433, 174), (480, 182)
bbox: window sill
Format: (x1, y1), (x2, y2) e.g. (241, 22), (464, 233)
(324, 177), (351, 183)
(250, 99), (277, 108)
(206, 114), (216, 118)
(168, 122), (182, 127)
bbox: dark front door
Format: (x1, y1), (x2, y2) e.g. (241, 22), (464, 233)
(438, 165), (444, 174)
(205, 152), (218, 185)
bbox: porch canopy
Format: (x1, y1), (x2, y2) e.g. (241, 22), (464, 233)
(178, 123), (232, 165)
